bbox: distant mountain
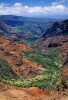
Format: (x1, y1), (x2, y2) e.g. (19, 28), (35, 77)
(0, 15), (58, 47)
(39, 19), (68, 50)
(0, 20), (12, 33)
(0, 15), (27, 21)
(0, 20), (19, 34)
(43, 19), (68, 38)
(0, 15), (58, 21)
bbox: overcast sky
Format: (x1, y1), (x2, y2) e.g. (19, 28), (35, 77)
(0, 0), (68, 18)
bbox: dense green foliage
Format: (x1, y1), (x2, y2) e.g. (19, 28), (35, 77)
(0, 60), (18, 81)
(24, 48), (62, 69)
(0, 48), (63, 90)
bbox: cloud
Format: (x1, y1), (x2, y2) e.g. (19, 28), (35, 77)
(0, 2), (68, 16)
(52, 0), (67, 6)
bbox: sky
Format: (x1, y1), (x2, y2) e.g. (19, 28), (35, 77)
(0, 0), (68, 18)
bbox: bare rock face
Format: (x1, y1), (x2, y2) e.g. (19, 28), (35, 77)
(39, 35), (68, 48)
(39, 19), (68, 51)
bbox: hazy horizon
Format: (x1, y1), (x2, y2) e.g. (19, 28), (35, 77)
(0, 0), (68, 18)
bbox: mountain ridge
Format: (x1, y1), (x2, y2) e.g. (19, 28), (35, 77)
(43, 19), (68, 38)
(0, 15), (58, 47)
(0, 16), (68, 100)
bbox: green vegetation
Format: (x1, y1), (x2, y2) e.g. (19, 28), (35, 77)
(3, 19), (55, 47)
(0, 48), (63, 90)
(0, 60), (18, 80)
(24, 48), (62, 69)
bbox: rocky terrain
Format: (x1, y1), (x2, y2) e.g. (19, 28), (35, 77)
(43, 19), (68, 38)
(0, 83), (68, 100)
(0, 15), (58, 47)
(0, 36), (44, 79)
(0, 17), (68, 100)
(39, 19), (68, 79)
(0, 20), (18, 34)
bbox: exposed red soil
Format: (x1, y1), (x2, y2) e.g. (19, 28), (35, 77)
(0, 83), (68, 100)
(23, 87), (49, 96)
(63, 66), (68, 78)
(38, 35), (68, 78)
(0, 36), (43, 78)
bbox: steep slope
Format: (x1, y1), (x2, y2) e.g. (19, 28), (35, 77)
(38, 19), (68, 79)
(39, 19), (68, 52)
(0, 83), (68, 100)
(0, 36), (64, 90)
(0, 36), (43, 79)
(39, 35), (68, 51)
(0, 15), (58, 47)
(39, 35), (68, 77)
(43, 19), (68, 38)
(0, 20), (18, 34)
(0, 29), (5, 36)
(0, 18), (68, 99)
